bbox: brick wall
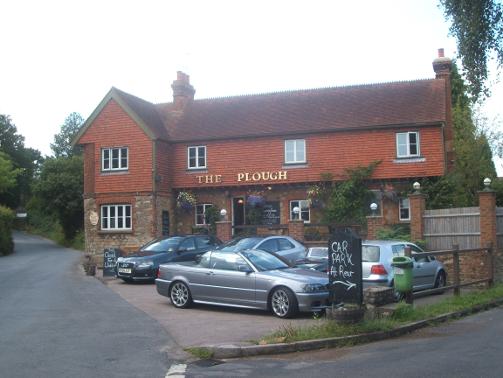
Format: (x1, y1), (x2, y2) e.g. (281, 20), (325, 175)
(170, 126), (445, 189)
(79, 99), (153, 194)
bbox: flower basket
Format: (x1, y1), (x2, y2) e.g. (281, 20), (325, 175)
(176, 191), (197, 212)
(247, 194), (265, 208)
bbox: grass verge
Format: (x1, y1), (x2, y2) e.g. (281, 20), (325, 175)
(258, 284), (503, 345)
(185, 347), (214, 359)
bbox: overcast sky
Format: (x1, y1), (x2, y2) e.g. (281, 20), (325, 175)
(1, 0), (501, 174)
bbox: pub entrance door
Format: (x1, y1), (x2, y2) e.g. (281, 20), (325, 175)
(232, 197), (245, 234)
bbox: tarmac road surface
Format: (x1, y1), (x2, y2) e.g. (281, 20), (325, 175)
(0, 232), (183, 378)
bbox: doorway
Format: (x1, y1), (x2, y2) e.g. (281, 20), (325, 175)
(232, 197), (245, 234)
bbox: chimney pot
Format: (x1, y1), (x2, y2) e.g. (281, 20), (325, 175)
(438, 48), (445, 58)
(172, 71), (195, 111)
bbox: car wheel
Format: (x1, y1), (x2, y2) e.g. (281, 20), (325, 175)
(434, 271), (446, 293)
(169, 281), (192, 308)
(270, 287), (298, 318)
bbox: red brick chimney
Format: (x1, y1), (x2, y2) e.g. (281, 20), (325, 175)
(171, 71), (195, 111)
(432, 48), (455, 172)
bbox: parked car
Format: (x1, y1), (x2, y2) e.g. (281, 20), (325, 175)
(294, 240), (447, 300)
(362, 240), (447, 297)
(116, 235), (221, 283)
(217, 235), (306, 264)
(156, 249), (330, 318)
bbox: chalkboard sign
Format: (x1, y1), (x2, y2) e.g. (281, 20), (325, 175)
(262, 201), (280, 225)
(103, 248), (121, 277)
(328, 228), (363, 305)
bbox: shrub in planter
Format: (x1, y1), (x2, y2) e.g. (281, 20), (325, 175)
(0, 205), (14, 256)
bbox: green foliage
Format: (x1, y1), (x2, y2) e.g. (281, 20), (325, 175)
(0, 114), (42, 208)
(246, 206), (264, 225)
(51, 112), (84, 158)
(0, 152), (21, 194)
(375, 224), (411, 241)
(33, 156), (83, 241)
(419, 62), (497, 208)
(204, 206), (220, 234)
(0, 205), (14, 256)
(440, 0), (503, 100)
(324, 161), (381, 226)
(258, 284), (503, 345)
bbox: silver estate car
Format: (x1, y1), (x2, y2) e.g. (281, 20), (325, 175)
(156, 249), (329, 318)
(362, 240), (447, 295)
(216, 236), (307, 264)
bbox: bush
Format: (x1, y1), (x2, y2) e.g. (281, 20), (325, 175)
(0, 205), (15, 256)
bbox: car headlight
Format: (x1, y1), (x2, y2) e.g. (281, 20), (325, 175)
(137, 261), (154, 269)
(302, 283), (327, 293)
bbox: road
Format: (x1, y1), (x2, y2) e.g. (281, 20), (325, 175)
(184, 305), (503, 377)
(0, 232), (182, 378)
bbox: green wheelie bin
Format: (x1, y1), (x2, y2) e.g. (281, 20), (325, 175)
(391, 256), (413, 293)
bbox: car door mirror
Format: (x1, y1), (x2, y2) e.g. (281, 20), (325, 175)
(237, 265), (253, 273)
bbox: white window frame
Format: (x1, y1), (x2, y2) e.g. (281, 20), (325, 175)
(101, 204), (132, 231)
(187, 145), (207, 169)
(396, 132), (420, 158)
(289, 200), (310, 223)
(195, 203), (213, 226)
(399, 198), (410, 221)
(101, 147), (128, 171)
(284, 139), (306, 164)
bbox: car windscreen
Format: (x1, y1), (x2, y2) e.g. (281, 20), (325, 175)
(362, 245), (380, 262)
(308, 247), (328, 259)
(141, 237), (184, 253)
(241, 249), (289, 271)
(219, 237), (263, 252)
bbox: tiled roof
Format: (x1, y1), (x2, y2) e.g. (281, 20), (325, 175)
(84, 78), (446, 144)
(112, 88), (169, 140)
(158, 79), (447, 142)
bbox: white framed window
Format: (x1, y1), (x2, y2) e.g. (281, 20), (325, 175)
(188, 146), (206, 169)
(284, 139), (306, 164)
(399, 198), (410, 221)
(101, 204), (132, 230)
(102, 147), (128, 171)
(290, 200), (310, 223)
(396, 132), (420, 158)
(195, 203), (213, 225)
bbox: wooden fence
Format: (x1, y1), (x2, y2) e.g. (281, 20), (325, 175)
(423, 207), (480, 250)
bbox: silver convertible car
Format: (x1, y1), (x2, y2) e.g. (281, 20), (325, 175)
(155, 249), (330, 318)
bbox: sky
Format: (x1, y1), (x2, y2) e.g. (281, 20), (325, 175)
(0, 0), (502, 174)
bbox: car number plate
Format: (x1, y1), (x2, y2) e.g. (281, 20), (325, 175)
(118, 268), (132, 274)
(394, 267), (404, 274)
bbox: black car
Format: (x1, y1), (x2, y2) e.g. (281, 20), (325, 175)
(116, 235), (221, 282)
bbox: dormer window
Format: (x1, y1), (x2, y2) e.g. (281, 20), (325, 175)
(102, 147), (128, 171)
(188, 146), (206, 169)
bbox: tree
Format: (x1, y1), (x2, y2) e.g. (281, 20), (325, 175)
(0, 115), (42, 208)
(0, 152), (21, 195)
(324, 161), (380, 226)
(421, 61), (497, 207)
(440, 0), (503, 100)
(50, 112), (84, 158)
(33, 156), (83, 241)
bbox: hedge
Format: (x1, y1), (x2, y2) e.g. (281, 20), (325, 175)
(0, 205), (14, 256)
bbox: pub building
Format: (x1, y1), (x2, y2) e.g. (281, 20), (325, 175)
(74, 49), (454, 256)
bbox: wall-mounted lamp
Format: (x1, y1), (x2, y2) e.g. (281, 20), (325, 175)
(370, 202), (378, 216)
(220, 208), (227, 220)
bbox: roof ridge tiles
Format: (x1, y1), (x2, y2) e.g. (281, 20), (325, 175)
(153, 77), (437, 105)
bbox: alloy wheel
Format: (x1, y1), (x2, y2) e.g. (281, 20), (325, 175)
(170, 282), (190, 307)
(271, 289), (290, 317)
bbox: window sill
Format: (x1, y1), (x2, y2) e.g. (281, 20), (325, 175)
(98, 230), (133, 235)
(100, 170), (129, 175)
(186, 168), (208, 173)
(393, 157), (425, 164)
(283, 163), (308, 169)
